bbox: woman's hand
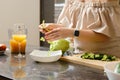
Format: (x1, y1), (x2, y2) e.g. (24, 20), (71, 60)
(39, 23), (62, 34)
(45, 25), (74, 41)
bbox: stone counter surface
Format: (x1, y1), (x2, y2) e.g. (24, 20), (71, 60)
(0, 46), (108, 80)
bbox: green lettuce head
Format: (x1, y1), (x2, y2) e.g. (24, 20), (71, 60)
(50, 39), (70, 53)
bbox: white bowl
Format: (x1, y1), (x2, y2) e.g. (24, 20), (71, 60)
(104, 62), (120, 80)
(30, 50), (62, 62)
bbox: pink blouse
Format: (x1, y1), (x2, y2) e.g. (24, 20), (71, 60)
(57, 0), (120, 57)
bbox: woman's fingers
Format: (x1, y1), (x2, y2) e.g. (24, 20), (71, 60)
(39, 23), (57, 33)
(45, 27), (74, 41)
(45, 28), (63, 41)
(45, 28), (59, 35)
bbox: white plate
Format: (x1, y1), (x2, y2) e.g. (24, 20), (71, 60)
(30, 50), (62, 62)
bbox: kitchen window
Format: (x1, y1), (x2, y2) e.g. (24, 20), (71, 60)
(40, 0), (65, 47)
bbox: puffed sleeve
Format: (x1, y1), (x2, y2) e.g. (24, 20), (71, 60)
(57, 0), (71, 28)
(77, 2), (120, 38)
(57, 0), (84, 29)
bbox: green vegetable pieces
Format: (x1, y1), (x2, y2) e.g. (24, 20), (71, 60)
(40, 37), (45, 42)
(81, 52), (117, 61)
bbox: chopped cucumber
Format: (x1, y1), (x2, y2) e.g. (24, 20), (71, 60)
(81, 52), (117, 61)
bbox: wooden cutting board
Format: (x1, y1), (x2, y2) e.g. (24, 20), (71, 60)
(60, 54), (120, 70)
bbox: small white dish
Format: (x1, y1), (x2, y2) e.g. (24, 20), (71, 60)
(30, 50), (62, 62)
(104, 62), (120, 80)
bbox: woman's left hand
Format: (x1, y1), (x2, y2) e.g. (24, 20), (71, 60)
(45, 26), (74, 41)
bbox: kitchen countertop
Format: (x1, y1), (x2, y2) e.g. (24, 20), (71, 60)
(0, 46), (108, 80)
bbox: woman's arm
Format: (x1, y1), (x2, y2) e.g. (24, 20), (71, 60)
(44, 25), (109, 42)
(76, 29), (110, 42)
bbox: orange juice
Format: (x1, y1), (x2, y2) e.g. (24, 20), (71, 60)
(10, 39), (19, 54)
(10, 34), (27, 54)
(12, 35), (26, 43)
(20, 39), (26, 54)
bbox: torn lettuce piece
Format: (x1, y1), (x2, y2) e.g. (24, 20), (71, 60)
(41, 20), (50, 32)
(40, 37), (45, 42)
(50, 39), (69, 54)
(41, 20), (45, 28)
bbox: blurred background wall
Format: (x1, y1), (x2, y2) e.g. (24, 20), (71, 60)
(0, 0), (40, 47)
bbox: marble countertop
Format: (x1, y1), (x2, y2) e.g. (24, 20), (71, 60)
(0, 46), (108, 80)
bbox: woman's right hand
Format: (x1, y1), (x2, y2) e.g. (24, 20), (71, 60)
(39, 23), (63, 34)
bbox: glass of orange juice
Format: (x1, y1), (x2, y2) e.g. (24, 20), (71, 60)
(9, 24), (27, 58)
